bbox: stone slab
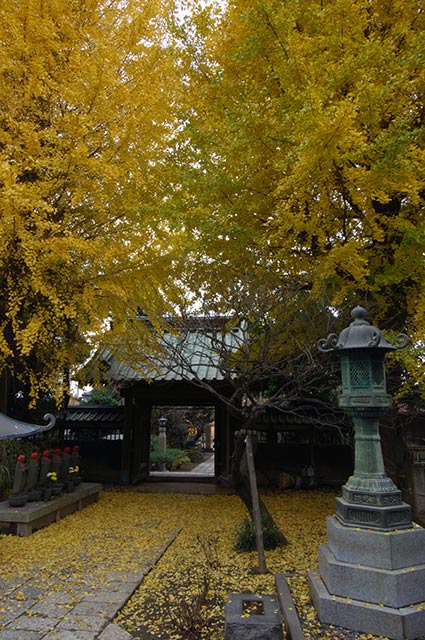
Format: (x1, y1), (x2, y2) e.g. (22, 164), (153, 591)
(0, 631), (45, 640)
(42, 592), (81, 604)
(8, 584), (45, 600)
(96, 623), (134, 640)
(308, 569), (425, 640)
(224, 593), (283, 640)
(6, 613), (57, 631)
(56, 614), (107, 633)
(326, 515), (425, 569)
(42, 631), (97, 640)
(318, 543), (425, 608)
(0, 597), (37, 620)
(274, 574), (306, 640)
(71, 601), (111, 618)
(0, 483), (102, 536)
(84, 592), (130, 605)
(27, 601), (69, 618)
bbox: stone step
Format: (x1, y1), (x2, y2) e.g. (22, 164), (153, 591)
(308, 569), (425, 640)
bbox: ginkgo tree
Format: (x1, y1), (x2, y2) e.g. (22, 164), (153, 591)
(111, 0), (424, 559)
(0, 0), (183, 404)
(3, 0), (423, 407)
(165, 0), (425, 392)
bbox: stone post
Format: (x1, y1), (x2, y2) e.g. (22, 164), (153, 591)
(158, 416), (167, 471)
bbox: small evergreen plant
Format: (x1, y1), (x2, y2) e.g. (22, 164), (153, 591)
(234, 514), (283, 552)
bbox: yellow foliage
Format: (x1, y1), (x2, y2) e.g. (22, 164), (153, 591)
(166, 0), (425, 382)
(0, 0), (182, 402)
(1, 0), (423, 400)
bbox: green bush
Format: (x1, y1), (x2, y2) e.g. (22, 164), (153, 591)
(171, 452), (191, 470)
(0, 461), (11, 499)
(185, 448), (204, 463)
(149, 451), (172, 470)
(234, 514), (283, 552)
(149, 447), (190, 471)
(150, 434), (159, 452)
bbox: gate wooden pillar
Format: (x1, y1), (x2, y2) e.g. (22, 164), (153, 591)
(130, 399), (152, 483)
(214, 400), (231, 477)
(120, 393), (133, 484)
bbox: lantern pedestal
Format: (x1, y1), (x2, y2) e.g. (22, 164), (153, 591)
(334, 408), (413, 530)
(335, 496), (412, 530)
(308, 517), (425, 640)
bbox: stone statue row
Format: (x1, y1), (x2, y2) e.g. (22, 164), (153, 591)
(9, 446), (82, 507)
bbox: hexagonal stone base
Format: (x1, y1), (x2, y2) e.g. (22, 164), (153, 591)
(336, 495), (412, 530)
(326, 516), (425, 569)
(318, 544), (425, 608)
(308, 570), (425, 640)
(309, 517), (425, 639)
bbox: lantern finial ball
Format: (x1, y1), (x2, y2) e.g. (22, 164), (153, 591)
(351, 306), (368, 322)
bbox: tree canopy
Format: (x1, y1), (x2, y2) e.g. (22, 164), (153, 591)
(1, 0), (424, 403)
(163, 0), (425, 391)
(0, 0), (181, 402)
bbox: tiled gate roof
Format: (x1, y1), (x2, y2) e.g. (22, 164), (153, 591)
(102, 317), (245, 384)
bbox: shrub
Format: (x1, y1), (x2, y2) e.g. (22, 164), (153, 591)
(149, 451), (179, 470)
(171, 452), (191, 470)
(159, 534), (221, 640)
(0, 461), (10, 499)
(234, 514), (283, 552)
(150, 434), (159, 452)
(185, 448), (204, 463)
(149, 447), (190, 471)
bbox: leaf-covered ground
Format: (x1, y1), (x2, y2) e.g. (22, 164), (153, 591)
(0, 488), (392, 640)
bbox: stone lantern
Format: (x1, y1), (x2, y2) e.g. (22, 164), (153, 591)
(317, 305), (411, 530)
(309, 306), (425, 640)
(158, 415), (168, 461)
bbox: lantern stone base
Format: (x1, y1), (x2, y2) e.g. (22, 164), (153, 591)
(335, 495), (412, 530)
(309, 570), (425, 640)
(308, 516), (425, 640)
(342, 479), (404, 503)
(317, 543), (425, 608)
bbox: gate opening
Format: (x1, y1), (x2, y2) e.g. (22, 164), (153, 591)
(149, 406), (215, 479)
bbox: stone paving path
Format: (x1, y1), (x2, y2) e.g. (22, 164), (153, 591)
(0, 533), (178, 640)
(149, 452), (215, 481)
(190, 454), (215, 475)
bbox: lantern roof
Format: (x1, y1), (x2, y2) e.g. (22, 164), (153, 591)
(318, 306), (409, 353)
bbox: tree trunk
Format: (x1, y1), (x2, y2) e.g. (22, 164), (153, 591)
(245, 432), (267, 572)
(223, 429), (289, 546)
